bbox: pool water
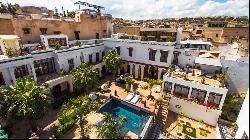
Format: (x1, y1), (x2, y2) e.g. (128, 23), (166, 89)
(99, 99), (150, 135)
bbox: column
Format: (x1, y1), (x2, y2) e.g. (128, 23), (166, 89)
(140, 65), (145, 80)
(188, 87), (192, 99)
(29, 63), (37, 82)
(219, 94), (227, 110)
(9, 67), (16, 85)
(171, 83), (175, 94)
(68, 77), (73, 93)
(130, 63), (133, 75)
(135, 65), (139, 79)
(117, 68), (121, 75)
(99, 68), (102, 78)
(158, 68), (162, 80)
(204, 92), (210, 104)
(124, 64), (128, 74)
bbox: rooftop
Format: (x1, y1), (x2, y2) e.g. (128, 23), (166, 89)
(0, 35), (20, 40)
(140, 28), (177, 32)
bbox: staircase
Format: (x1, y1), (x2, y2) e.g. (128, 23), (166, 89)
(146, 96), (171, 139)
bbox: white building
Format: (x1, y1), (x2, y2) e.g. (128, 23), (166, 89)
(235, 89), (249, 139)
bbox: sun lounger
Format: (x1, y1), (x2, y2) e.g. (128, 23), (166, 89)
(131, 94), (140, 104)
(125, 92), (134, 101)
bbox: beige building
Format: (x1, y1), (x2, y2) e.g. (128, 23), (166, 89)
(113, 26), (140, 36)
(0, 12), (112, 44)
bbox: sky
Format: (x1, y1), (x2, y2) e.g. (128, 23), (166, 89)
(1, 0), (249, 20)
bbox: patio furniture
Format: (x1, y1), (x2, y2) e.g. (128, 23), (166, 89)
(89, 92), (97, 101)
(131, 94), (140, 104)
(125, 92), (135, 101)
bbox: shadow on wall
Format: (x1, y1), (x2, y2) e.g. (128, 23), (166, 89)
(221, 59), (249, 94)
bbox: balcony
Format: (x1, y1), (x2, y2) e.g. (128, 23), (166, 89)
(37, 73), (62, 84)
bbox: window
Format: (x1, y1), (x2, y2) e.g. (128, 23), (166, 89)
(40, 28), (47, 34)
(14, 65), (29, 78)
(115, 46), (120, 55)
(34, 58), (56, 76)
(128, 47), (133, 57)
(89, 54), (92, 64)
(0, 72), (5, 85)
(149, 49), (157, 61)
(80, 52), (84, 63)
(173, 84), (190, 99)
(160, 50), (169, 63)
(22, 28), (31, 34)
(54, 31), (61, 34)
(207, 92), (222, 108)
(216, 34), (219, 37)
(96, 52), (99, 63)
(164, 82), (172, 93)
(190, 88), (207, 104)
(68, 59), (74, 72)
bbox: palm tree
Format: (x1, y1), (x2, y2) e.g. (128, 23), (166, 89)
(71, 63), (98, 94)
(124, 76), (134, 92)
(103, 48), (122, 78)
(167, 64), (175, 76)
(0, 76), (53, 130)
(97, 112), (127, 139)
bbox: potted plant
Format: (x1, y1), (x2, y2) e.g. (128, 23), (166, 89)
(216, 73), (225, 87)
(178, 112), (185, 118)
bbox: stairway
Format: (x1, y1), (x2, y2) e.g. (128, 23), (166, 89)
(146, 97), (171, 139)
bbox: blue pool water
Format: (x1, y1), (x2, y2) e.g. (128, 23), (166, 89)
(99, 99), (150, 135)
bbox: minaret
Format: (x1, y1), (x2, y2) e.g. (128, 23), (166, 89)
(176, 27), (183, 44)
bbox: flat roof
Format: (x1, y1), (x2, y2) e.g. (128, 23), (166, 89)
(140, 28), (177, 32)
(195, 57), (222, 67)
(0, 35), (20, 40)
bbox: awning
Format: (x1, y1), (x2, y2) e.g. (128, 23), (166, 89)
(195, 57), (222, 67)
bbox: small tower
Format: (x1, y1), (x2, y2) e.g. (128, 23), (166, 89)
(176, 27), (183, 44)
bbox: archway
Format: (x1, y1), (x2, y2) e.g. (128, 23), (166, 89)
(149, 65), (158, 79)
(127, 64), (130, 74)
(160, 69), (167, 79)
(120, 67), (125, 75)
(144, 65), (149, 79)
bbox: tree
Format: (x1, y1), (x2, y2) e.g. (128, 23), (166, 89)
(67, 11), (76, 18)
(55, 96), (98, 138)
(52, 41), (62, 50)
(71, 63), (98, 93)
(97, 112), (127, 139)
(124, 76), (134, 92)
(0, 76), (53, 130)
(216, 73), (225, 87)
(5, 47), (13, 57)
(103, 48), (122, 78)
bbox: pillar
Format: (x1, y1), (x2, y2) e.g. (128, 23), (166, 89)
(130, 63), (133, 75)
(158, 68), (163, 80)
(219, 94), (227, 110)
(29, 63), (37, 82)
(204, 92), (210, 104)
(171, 83), (175, 94)
(9, 67), (16, 85)
(99, 68), (102, 78)
(135, 65), (139, 79)
(68, 77), (74, 93)
(140, 65), (145, 80)
(188, 87), (192, 99)
(124, 64), (128, 74)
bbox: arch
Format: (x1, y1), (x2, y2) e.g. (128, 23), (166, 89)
(127, 64), (130, 74)
(149, 65), (158, 79)
(144, 65), (149, 79)
(160, 69), (167, 79)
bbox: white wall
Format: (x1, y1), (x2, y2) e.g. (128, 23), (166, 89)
(221, 59), (249, 93)
(104, 39), (175, 67)
(169, 96), (222, 126)
(235, 89), (249, 139)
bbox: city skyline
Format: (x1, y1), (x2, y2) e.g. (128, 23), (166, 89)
(1, 0), (249, 20)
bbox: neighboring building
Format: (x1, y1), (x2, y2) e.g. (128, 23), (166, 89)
(140, 28), (177, 42)
(235, 89), (249, 139)
(0, 12), (112, 44)
(0, 35), (105, 101)
(113, 26), (140, 36)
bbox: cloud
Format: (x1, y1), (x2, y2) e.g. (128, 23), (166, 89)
(1, 0), (249, 20)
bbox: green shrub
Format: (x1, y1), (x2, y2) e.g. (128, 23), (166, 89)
(54, 120), (75, 138)
(182, 125), (196, 138)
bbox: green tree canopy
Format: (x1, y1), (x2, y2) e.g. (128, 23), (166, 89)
(71, 63), (98, 93)
(0, 76), (53, 122)
(97, 112), (127, 139)
(103, 48), (122, 77)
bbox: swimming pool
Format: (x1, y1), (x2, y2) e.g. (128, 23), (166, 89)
(99, 98), (150, 135)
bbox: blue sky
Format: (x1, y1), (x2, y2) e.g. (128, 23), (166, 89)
(1, 0), (249, 20)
